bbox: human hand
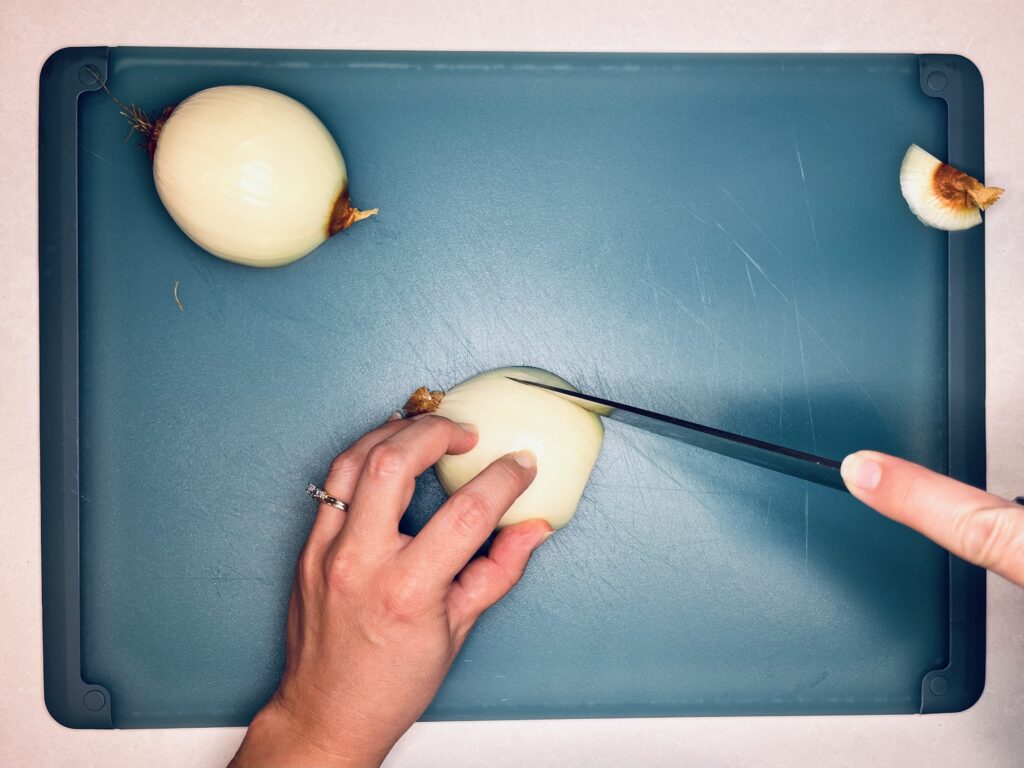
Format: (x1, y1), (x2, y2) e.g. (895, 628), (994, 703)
(229, 414), (551, 768)
(841, 451), (1023, 587)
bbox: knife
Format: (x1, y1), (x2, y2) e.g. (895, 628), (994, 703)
(507, 377), (847, 492)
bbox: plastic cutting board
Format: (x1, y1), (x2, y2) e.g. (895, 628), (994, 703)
(39, 48), (986, 728)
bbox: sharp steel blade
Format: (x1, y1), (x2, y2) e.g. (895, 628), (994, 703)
(506, 377), (847, 492)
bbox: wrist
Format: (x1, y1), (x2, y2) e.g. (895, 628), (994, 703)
(229, 695), (387, 768)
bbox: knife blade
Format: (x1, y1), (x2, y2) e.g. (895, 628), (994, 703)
(507, 377), (847, 492)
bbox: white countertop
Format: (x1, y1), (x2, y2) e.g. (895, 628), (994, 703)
(1, 1), (1022, 765)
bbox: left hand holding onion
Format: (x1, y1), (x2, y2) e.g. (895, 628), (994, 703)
(229, 414), (550, 768)
(404, 366), (605, 531)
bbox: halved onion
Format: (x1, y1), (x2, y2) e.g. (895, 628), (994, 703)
(899, 144), (1003, 231)
(404, 367), (604, 530)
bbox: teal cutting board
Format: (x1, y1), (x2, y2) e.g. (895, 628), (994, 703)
(39, 48), (986, 728)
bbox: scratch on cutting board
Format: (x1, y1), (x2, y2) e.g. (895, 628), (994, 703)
(743, 261), (757, 301)
(78, 144), (130, 177)
(587, 504), (697, 573)
(794, 136), (841, 324)
(737, 245), (769, 284)
(715, 214), (884, 422)
(437, 315), (482, 370)
(642, 251), (670, 348)
(793, 137), (823, 260)
(591, 561), (646, 600)
(800, 319), (883, 420)
(722, 231), (789, 302)
(643, 251), (658, 307)
(803, 489), (810, 572)
(628, 438), (715, 517)
(636, 274), (729, 346)
(793, 296), (817, 451)
(693, 260), (707, 304)
(621, 441), (648, 533)
(720, 185), (788, 262)
(173, 281), (184, 311)
(778, 368), (785, 432)
(680, 202), (709, 227)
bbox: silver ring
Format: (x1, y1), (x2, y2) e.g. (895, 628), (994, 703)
(306, 484), (349, 511)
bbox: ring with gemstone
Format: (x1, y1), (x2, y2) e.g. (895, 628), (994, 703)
(306, 483), (349, 511)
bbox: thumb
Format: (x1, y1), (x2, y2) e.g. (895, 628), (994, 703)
(841, 451), (1024, 587)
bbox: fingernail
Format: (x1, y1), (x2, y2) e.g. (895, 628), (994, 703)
(459, 422), (478, 435)
(526, 524), (555, 549)
(841, 452), (882, 490)
(387, 410), (404, 422)
(410, 412), (431, 421)
(512, 449), (537, 470)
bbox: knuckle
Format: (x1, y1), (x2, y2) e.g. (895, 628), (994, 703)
(379, 576), (424, 622)
(953, 506), (1013, 568)
(325, 551), (358, 593)
(328, 451), (363, 482)
(446, 491), (495, 538)
(365, 443), (409, 478)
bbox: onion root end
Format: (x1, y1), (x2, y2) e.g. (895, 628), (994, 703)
(404, 387), (445, 415)
(328, 188), (378, 236)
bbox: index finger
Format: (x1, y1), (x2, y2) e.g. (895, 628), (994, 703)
(343, 415), (479, 545)
(841, 451), (1024, 586)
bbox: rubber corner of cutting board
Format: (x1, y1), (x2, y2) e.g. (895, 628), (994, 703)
(918, 560), (986, 715)
(919, 668), (985, 715)
(44, 682), (114, 729)
(916, 53), (984, 100)
(39, 46), (110, 90)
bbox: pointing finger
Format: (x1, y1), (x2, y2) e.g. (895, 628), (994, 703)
(841, 451), (1024, 586)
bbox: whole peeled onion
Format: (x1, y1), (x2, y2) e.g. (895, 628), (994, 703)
(149, 85), (376, 267)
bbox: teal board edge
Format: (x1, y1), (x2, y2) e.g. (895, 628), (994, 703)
(39, 48), (987, 728)
(39, 46), (114, 729)
(915, 54), (986, 715)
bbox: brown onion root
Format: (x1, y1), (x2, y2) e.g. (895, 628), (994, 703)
(90, 68), (175, 158)
(935, 164), (1004, 211)
(965, 180), (1003, 210)
(328, 189), (379, 236)
(403, 387), (445, 415)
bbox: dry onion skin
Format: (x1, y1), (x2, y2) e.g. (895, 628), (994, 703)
(118, 85), (376, 267)
(899, 144), (1003, 231)
(404, 367), (605, 530)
